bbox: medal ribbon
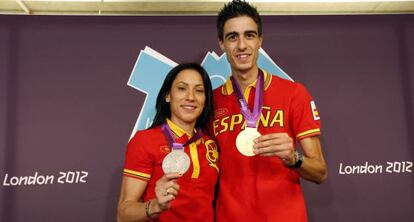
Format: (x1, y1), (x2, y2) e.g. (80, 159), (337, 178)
(231, 70), (264, 128)
(161, 122), (203, 151)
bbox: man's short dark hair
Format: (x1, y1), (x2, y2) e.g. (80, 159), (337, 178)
(217, 0), (262, 41)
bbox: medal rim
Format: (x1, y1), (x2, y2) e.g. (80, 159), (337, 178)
(236, 127), (261, 156)
(162, 150), (191, 174)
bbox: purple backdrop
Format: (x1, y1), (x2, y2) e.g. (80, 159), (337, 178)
(0, 15), (413, 222)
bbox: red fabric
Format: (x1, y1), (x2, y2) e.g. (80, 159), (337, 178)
(123, 125), (219, 222)
(213, 71), (321, 222)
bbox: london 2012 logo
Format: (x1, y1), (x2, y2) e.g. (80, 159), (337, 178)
(127, 46), (293, 137)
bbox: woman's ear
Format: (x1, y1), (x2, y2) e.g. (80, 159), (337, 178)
(165, 94), (170, 103)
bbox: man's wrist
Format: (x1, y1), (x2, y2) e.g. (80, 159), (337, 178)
(145, 199), (161, 219)
(289, 151), (304, 168)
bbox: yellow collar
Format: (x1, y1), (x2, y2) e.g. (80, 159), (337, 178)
(166, 119), (194, 138)
(221, 69), (272, 96)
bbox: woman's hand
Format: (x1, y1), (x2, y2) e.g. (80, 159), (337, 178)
(154, 173), (182, 211)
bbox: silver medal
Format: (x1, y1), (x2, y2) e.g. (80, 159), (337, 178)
(162, 150), (191, 174)
(235, 127), (261, 156)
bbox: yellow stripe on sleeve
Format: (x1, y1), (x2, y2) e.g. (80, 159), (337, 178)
(296, 128), (321, 139)
(123, 169), (151, 180)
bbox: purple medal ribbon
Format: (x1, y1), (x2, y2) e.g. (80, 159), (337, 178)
(231, 70), (264, 128)
(161, 122), (203, 151)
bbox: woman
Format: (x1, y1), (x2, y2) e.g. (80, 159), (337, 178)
(117, 63), (219, 222)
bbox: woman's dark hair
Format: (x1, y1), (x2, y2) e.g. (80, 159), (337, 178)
(150, 63), (214, 134)
(217, 0), (262, 41)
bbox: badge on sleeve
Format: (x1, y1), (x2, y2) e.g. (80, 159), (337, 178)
(310, 101), (320, 121)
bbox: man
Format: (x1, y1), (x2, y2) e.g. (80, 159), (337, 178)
(212, 1), (328, 221)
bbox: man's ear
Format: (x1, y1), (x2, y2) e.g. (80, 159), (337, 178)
(259, 36), (263, 48)
(219, 40), (225, 51)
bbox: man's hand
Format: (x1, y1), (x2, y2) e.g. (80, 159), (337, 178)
(253, 133), (295, 165)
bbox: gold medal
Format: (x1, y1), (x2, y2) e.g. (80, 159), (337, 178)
(235, 127), (261, 156)
(231, 70), (264, 157)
